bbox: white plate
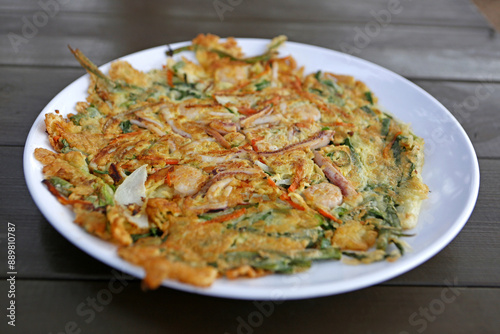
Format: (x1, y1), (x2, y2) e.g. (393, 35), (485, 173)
(24, 39), (480, 300)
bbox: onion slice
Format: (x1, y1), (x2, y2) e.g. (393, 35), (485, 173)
(313, 151), (358, 199)
(258, 130), (333, 156)
(114, 164), (149, 228)
(114, 165), (147, 206)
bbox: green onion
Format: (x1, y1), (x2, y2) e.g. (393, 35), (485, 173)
(255, 80), (271, 91)
(391, 136), (404, 164)
(309, 88), (324, 96)
(98, 183), (114, 207)
(172, 61), (185, 73)
(342, 251), (369, 260)
(364, 91), (374, 104)
(87, 106), (101, 118)
(166, 36), (286, 64)
(119, 120), (133, 133)
(360, 105), (375, 116)
(391, 239), (405, 255)
(49, 177), (73, 197)
(381, 118), (391, 137)
(131, 227), (163, 242)
(314, 71), (322, 81)
(60, 139), (72, 153)
(376, 229), (390, 250)
(333, 206), (349, 217)
(69, 113), (85, 126)
(384, 196), (401, 228)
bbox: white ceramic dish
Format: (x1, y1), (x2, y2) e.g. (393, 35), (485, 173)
(24, 38), (480, 300)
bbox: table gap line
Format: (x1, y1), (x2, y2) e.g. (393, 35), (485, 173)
(0, 11), (491, 31)
(1, 64), (500, 85)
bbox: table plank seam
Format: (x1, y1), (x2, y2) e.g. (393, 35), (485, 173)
(3, 277), (499, 289)
(0, 10), (490, 29)
(2, 64), (500, 85)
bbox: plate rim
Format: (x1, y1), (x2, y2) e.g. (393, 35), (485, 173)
(23, 37), (480, 300)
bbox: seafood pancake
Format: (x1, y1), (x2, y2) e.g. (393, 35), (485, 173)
(35, 34), (428, 288)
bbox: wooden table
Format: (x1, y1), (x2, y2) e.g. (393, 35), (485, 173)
(1, 1), (499, 333)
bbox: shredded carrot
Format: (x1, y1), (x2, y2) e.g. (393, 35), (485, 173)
(251, 139), (259, 152)
(221, 80), (254, 93)
(109, 131), (142, 145)
(300, 90), (351, 119)
(42, 180), (93, 207)
(383, 131), (402, 158)
(250, 135), (264, 152)
(167, 69), (174, 87)
(204, 208), (246, 224)
(288, 162), (304, 193)
(138, 155), (179, 166)
(251, 64), (271, 80)
(280, 193), (305, 211)
(165, 172), (172, 186)
(254, 135), (265, 141)
(164, 159), (179, 165)
(267, 177), (278, 189)
(263, 95), (281, 106)
(295, 121), (313, 129)
(275, 55), (295, 68)
(288, 170), (301, 193)
(237, 107), (258, 116)
(317, 207), (342, 223)
(331, 122), (354, 127)
(288, 178), (299, 193)
(292, 75), (303, 92)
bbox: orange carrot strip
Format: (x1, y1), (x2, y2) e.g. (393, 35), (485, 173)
(253, 135), (265, 141)
(267, 177), (278, 189)
(42, 180), (93, 207)
(250, 64), (271, 80)
(109, 131), (142, 145)
(292, 76), (303, 92)
(280, 193), (305, 211)
(165, 171), (172, 187)
(331, 122), (354, 127)
(383, 131), (402, 158)
(288, 162), (304, 193)
(250, 135), (264, 152)
(167, 69), (174, 87)
(317, 207), (342, 223)
(237, 107), (259, 116)
(294, 121), (313, 129)
(288, 178), (299, 193)
(204, 208), (246, 224)
(138, 156), (179, 165)
(251, 140), (259, 152)
(263, 95), (281, 106)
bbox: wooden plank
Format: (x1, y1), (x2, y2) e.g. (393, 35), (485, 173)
(413, 80), (500, 159)
(2, 146), (499, 286)
(0, 67), (84, 147)
(0, 0), (487, 27)
(1, 13), (499, 80)
(2, 66), (499, 158)
(1, 280), (498, 334)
